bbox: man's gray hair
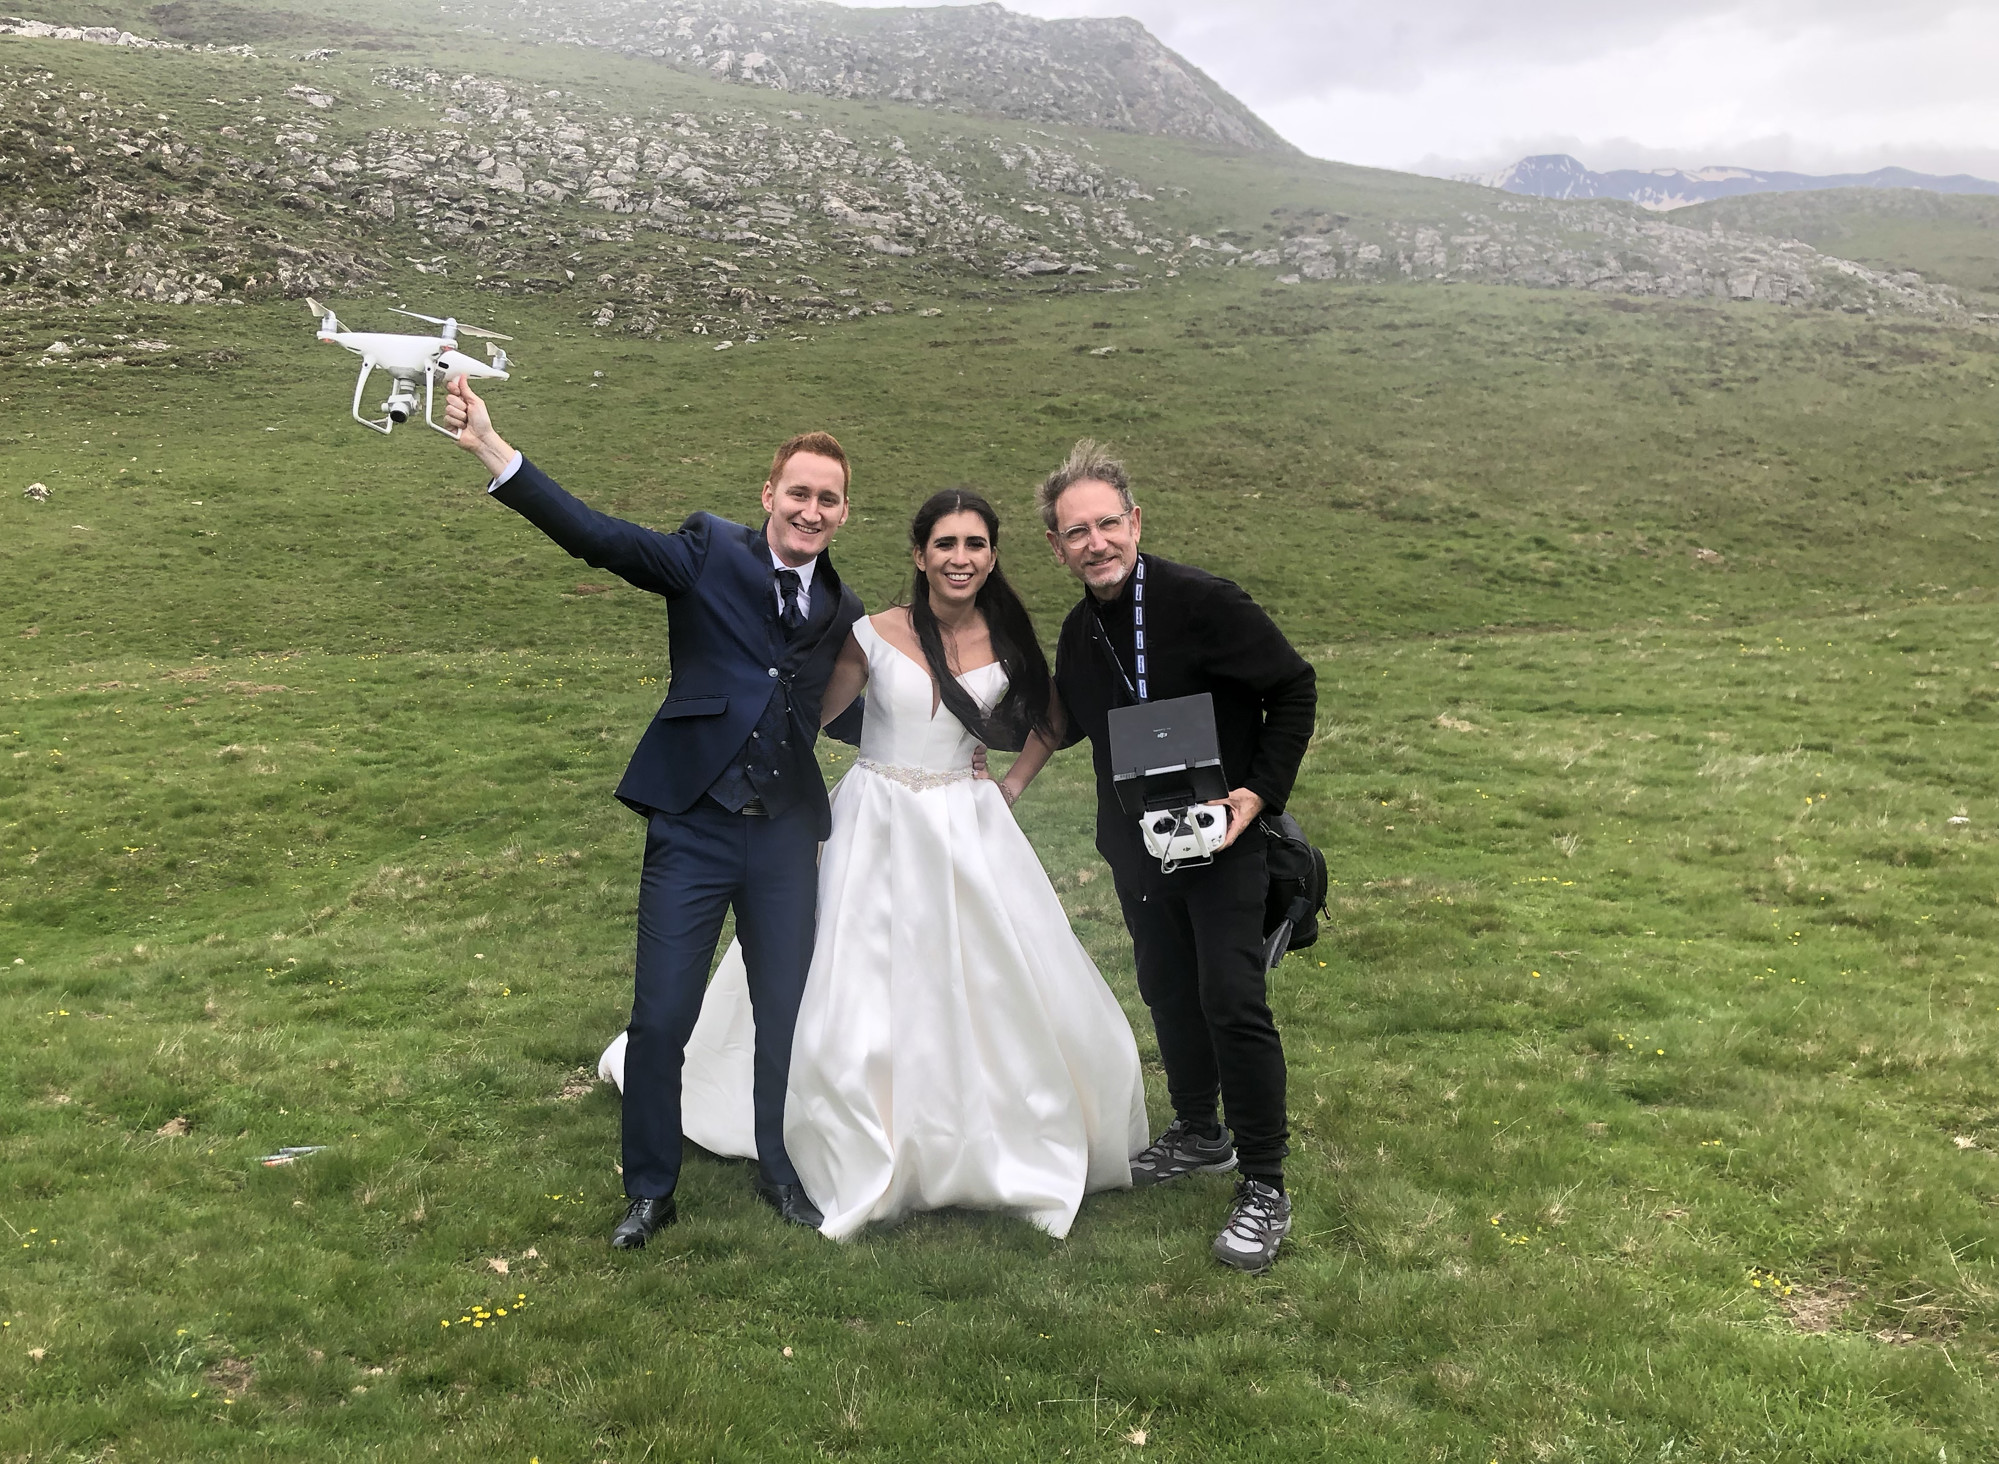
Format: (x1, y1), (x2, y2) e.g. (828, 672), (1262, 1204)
(1035, 438), (1134, 531)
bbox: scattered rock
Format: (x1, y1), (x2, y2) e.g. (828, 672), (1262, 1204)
(1692, 548), (1725, 564)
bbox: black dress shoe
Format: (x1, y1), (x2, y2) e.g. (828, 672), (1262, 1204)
(610, 1195), (677, 1249)
(754, 1178), (824, 1229)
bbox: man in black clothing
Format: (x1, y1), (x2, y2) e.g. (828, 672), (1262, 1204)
(1006, 439), (1317, 1272)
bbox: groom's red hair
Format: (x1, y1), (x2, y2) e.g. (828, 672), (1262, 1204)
(767, 431), (850, 498)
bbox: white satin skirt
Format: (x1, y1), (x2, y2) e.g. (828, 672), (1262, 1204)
(601, 762), (1149, 1239)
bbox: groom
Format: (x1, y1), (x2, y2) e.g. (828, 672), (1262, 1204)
(443, 376), (864, 1247)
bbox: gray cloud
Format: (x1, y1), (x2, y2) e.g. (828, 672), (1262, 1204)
(828, 2), (1999, 180)
(986, 1), (1970, 101)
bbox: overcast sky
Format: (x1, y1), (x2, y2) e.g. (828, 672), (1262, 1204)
(828, 0), (1999, 181)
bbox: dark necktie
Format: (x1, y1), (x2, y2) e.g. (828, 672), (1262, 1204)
(776, 568), (804, 633)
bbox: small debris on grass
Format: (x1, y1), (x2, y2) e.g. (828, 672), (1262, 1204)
(1693, 547), (1725, 564)
(1775, 1277), (1858, 1334)
(1125, 1428), (1147, 1446)
(486, 1257), (509, 1275)
(1435, 714), (1479, 733)
(28, 1347), (46, 1361)
(156, 1116), (192, 1137)
(1948, 815), (1970, 826)
(1953, 1135), (1979, 1149)
(23, 483), (50, 502)
(258, 1145), (327, 1167)
(557, 1068), (596, 1100)
(205, 1356), (254, 1398)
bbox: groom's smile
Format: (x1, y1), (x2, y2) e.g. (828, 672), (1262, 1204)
(762, 450), (851, 566)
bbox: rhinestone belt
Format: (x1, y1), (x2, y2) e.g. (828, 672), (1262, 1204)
(855, 758), (976, 791)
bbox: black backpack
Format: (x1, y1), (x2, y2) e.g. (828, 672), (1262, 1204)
(1259, 812), (1329, 970)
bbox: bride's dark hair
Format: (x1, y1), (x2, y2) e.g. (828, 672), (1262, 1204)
(907, 489), (1052, 753)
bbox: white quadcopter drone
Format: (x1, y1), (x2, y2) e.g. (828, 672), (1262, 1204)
(307, 297), (512, 436)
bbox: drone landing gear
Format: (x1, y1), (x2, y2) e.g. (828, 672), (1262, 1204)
(423, 369), (462, 441)
(349, 360), (393, 435)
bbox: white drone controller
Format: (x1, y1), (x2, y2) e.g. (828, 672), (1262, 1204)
(307, 298), (513, 437)
(1141, 802), (1231, 873)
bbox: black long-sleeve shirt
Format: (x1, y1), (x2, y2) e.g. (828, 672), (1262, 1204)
(1053, 553), (1317, 881)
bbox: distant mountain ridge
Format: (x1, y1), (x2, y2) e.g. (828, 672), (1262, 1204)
(453, 0), (1291, 152)
(1479, 154), (1999, 211)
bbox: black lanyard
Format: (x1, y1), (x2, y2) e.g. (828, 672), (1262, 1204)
(1091, 556), (1148, 703)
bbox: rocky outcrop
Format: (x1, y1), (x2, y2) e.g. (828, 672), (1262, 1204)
(1244, 201), (1967, 320)
(453, 0), (1289, 152)
(0, 15), (254, 56)
(0, 54), (1971, 338)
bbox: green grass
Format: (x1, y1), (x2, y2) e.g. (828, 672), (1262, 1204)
(7, 266), (1999, 1460)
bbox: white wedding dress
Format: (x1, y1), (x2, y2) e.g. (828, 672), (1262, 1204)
(601, 617), (1148, 1238)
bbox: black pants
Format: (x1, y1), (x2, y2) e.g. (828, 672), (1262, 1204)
(623, 800), (819, 1199)
(1114, 840), (1290, 1176)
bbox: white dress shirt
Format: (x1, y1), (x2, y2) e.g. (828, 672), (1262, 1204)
(490, 451), (814, 616)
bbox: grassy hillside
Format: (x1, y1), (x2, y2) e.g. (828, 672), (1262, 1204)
(7, 272), (1999, 1459)
(1680, 190), (1999, 310)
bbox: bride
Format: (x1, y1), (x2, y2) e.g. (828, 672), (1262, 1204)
(602, 489), (1148, 1238)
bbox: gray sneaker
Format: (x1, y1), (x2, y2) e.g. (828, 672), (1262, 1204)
(1130, 1118), (1238, 1187)
(1211, 1177), (1291, 1273)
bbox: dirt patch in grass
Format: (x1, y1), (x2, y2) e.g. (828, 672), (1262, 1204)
(204, 1356), (255, 1398)
(1779, 1279), (1860, 1334)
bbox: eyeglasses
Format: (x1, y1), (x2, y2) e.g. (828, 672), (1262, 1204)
(1056, 510), (1133, 548)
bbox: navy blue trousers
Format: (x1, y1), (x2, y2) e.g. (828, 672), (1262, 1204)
(622, 800), (819, 1199)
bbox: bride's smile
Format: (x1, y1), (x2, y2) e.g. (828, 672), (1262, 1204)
(916, 508), (996, 612)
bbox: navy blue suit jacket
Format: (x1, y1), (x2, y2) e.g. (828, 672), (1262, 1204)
(493, 457), (865, 838)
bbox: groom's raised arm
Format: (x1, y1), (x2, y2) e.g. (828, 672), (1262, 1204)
(445, 377), (706, 598)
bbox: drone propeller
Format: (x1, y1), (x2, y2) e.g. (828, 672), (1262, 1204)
(306, 296), (340, 331)
(388, 306), (513, 341)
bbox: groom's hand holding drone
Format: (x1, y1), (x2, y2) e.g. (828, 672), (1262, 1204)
(443, 376), (515, 479)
